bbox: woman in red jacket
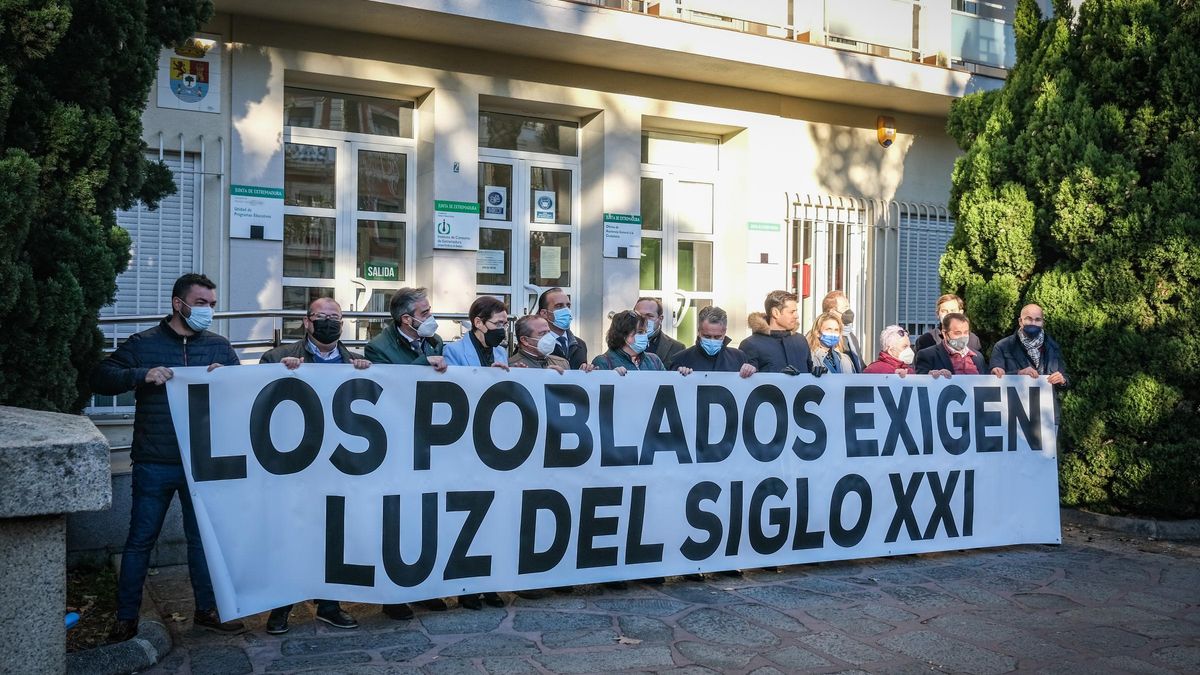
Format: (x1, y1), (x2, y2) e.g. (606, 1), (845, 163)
(864, 325), (916, 376)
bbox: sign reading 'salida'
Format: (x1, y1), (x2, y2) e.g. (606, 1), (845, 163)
(167, 367), (1060, 619)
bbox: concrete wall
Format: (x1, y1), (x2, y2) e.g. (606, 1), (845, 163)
(199, 13), (960, 352)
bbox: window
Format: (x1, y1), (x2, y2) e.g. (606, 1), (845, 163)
(285, 87), (414, 138)
(283, 87), (416, 336)
(479, 111), (579, 156)
(92, 150), (198, 412)
(478, 109), (581, 316)
(640, 131), (719, 339)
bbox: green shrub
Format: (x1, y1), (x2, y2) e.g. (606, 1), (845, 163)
(0, 0), (212, 411)
(945, 0), (1200, 518)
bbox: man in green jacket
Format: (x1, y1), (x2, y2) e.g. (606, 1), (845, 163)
(364, 287), (448, 619)
(364, 287), (448, 372)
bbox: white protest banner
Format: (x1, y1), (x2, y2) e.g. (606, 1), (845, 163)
(166, 366), (1060, 619)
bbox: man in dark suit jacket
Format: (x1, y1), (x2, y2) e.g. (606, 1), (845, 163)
(915, 313), (986, 376)
(914, 293), (983, 353)
(538, 287), (588, 369)
(258, 297), (364, 635)
(634, 296), (686, 369)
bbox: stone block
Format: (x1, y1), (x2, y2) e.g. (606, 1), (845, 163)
(0, 517), (66, 675)
(0, 406), (111, 517)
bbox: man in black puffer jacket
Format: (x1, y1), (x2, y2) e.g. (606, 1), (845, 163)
(739, 290), (812, 374)
(91, 273), (243, 643)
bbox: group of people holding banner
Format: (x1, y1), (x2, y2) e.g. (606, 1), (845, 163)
(93, 273), (1068, 642)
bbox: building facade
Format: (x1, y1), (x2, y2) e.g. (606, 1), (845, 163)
(96, 0), (1032, 410)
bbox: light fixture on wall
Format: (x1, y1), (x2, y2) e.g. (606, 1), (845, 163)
(877, 115), (896, 148)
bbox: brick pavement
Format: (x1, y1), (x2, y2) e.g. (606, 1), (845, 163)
(141, 526), (1200, 674)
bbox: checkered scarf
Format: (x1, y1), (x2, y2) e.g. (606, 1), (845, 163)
(1018, 328), (1044, 371)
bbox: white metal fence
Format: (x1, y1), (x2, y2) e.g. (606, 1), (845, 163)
(788, 194), (956, 357)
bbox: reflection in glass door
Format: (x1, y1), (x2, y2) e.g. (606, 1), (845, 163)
(477, 156), (579, 316)
(282, 133), (414, 339)
(639, 173), (716, 340)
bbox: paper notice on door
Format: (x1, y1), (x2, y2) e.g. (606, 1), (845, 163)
(533, 190), (557, 223)
(483, 185), (507, 220)
(477, 249), (505, 275)
(539, 245), (561, 280)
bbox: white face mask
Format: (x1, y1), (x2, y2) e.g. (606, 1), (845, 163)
(413, 315), (438, 338)
(898, 347), (915, 364)
(534, 332), (558, 357)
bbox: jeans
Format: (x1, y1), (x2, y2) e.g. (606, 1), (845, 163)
(116, 462), (215, 620)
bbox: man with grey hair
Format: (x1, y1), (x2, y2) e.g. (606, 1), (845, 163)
(672, 306), (757, 378)
(364, 287), (447, 372)
(364, 288), (448, 619)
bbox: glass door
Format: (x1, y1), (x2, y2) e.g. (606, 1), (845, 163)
(283, 132), (414, 340)
(477, 153), (580, 316)
(639, 171), (716, 340)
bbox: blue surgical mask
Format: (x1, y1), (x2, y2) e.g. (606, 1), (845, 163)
(700, 337), (723, 356)
(819, 333), (840, 349)
(552, 307), (573, 331)
(184, 304), (213, 332)
(631, 332), (649, 353)
(645, 318), (658, 336)
(1022, 324), (1042, 338)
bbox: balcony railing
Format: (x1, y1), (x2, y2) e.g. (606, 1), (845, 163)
(951, 10), (1016, 71)
(567, 0), (1015, 74)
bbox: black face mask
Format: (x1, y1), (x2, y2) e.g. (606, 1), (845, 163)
(482, 327), (506, 348)
(841, 309), (855, 326)
(311, 318), (342, 345)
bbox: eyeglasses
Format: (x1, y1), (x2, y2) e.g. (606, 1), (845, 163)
(308, 313), (343, 322)
(895, 327), (908, 337)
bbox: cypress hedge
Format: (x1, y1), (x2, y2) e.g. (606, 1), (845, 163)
(0, 0), (211, 411)
(943, 0), (1199, 517)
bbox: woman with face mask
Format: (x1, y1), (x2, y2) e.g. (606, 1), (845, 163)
(864, 325), (916, 376)
(591, 309), (669, 374)
(442, 295), (510, 369)
(806, 312), (858, 375)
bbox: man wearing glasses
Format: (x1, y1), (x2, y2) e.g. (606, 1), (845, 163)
(261, 297), (372, 370)
(258, 296), (367, 634)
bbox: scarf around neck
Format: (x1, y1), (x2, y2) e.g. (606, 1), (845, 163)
(1018, 328), (1045, 371)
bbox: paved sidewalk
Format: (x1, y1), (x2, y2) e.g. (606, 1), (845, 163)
(142, 526), (1200, 674)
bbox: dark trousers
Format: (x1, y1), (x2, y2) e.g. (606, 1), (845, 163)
(272, 600), (340, 616)
(117, 462), (215, 620)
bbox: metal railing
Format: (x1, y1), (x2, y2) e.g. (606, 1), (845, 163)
(96, 309), (496, 353)
(786, 194), (956, 358)
(566, 0), (932, 66)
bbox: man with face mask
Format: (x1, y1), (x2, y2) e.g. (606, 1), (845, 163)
(260, 297), (370, 370)
(821, 290), (865, 373)
(365, 287), (447, 372)
(914, 313), (986, 377)
(510, 314), (597, 372)
(989, 303), (1069, 389)
(672, 306), (757, 378)
(364, 287), (449, 619)
(634, 297), (686, 369)
(257, 296), (365, 634)
(91, 274), (243, 643)
(914, 293), (983, 353)
(537, 287), (588, 370)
